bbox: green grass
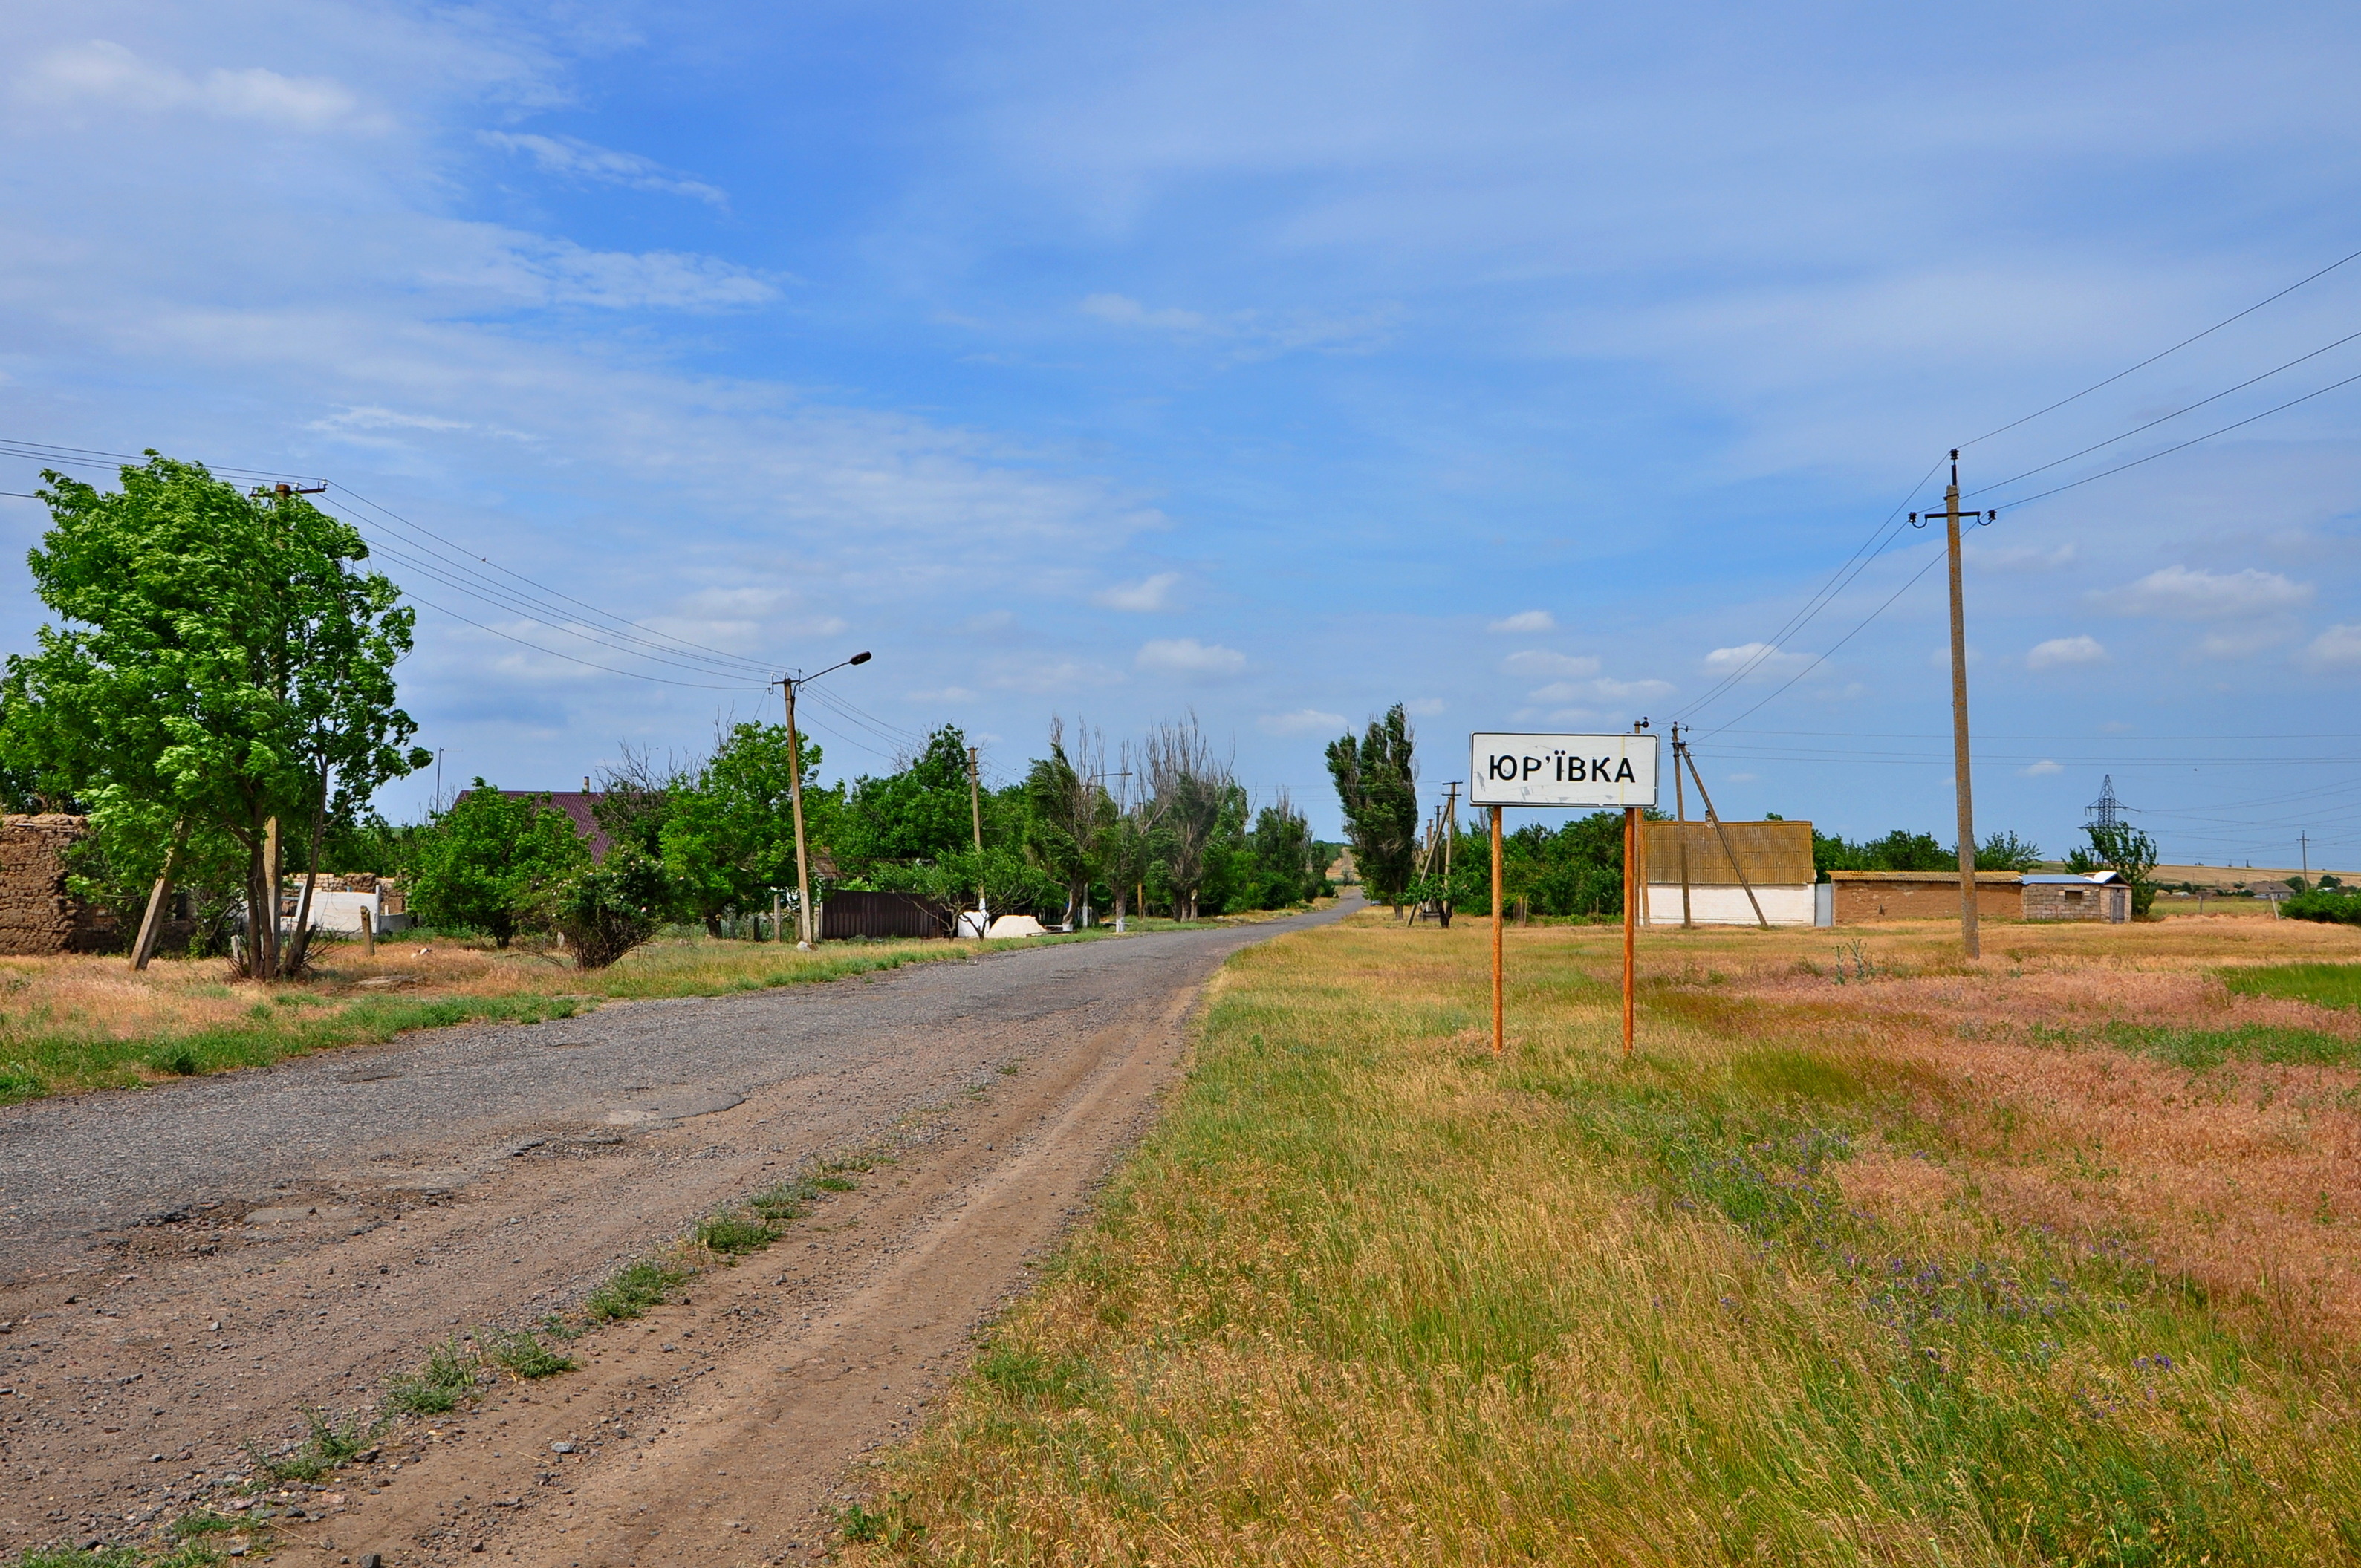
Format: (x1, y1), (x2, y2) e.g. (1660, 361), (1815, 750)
(480, 1327), (576, 1379)
(695, 1212), (779, 1255)
(847, 920), (2361, 1567)
(244, 1405), (376, 1484)
(2225, 960), (2361, 1012)
(584, 1257), (694, 1321)
(383, 1335), (479, 1414)
(10, 1546), (227, 1568)
(2103, 1018), (2361, 1070)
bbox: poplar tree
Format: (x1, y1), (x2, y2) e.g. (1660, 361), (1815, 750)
(1326, 704), (1417, 911)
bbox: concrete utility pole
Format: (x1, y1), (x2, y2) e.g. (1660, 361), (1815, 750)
(778, 651), (874, 949)
(1913, 450), (1995, 961)
(1671, 723), (1694, 929)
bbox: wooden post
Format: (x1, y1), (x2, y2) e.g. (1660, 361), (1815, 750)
(262, 816), (282, 977)
(362, 910), (376, 958)
(967, 745), (985, 919)
(1680, 747), (1770, 929)
(1490, 805), (1504, 1057)
(1623, 806), (1638, 1055)
(131, 822), (187, 972)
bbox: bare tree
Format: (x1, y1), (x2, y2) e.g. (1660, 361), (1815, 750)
(1100, 736), (1165, 928)
(1143, 712), (1233, 920)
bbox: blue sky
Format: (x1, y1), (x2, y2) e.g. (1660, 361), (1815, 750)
(1, 1), (2357, 868)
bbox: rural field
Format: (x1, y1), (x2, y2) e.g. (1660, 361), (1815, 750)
(846, 907), (2361, 1567)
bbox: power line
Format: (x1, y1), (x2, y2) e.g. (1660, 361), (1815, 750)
(1964, 326), (2361, 501)
(1961, 241), (2361, 449)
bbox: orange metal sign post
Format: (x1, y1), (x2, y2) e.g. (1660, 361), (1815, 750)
(1490, 804), (1505, 1055)
(1623, 806), (1639, 1056)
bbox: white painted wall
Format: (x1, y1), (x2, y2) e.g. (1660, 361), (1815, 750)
(1640, 883), (1816, 927)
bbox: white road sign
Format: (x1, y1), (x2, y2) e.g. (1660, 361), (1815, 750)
(1470, 732), (1660, 809)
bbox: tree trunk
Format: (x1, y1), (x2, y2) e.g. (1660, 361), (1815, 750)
(285, 772), (331, 976)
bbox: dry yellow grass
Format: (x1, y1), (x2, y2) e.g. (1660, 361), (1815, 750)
(844, 909), (2361, 1566)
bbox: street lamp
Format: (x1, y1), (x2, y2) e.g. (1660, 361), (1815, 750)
(779, 651), (871, 949)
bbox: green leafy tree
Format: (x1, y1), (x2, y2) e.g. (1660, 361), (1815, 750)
(1327, 705), (1418, 911)
(837, 726), (978, 871)
(545, 849), (677, 968)
(2085, 821), (2161, 917)
(0, 455), (428, 976)
(1244, 796), (1327, 908)
(1975, 830), (2045, 871)
(660, 722), (818, 931)
(410, 782), (591, 946)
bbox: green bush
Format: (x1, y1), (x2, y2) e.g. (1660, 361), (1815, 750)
(2284, 888), (2361, 926)
(547, 849), (678, 969)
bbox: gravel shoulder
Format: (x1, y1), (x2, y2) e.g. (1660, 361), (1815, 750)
(0, 903), (1357, 1561)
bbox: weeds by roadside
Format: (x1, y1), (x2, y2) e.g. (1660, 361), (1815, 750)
(244, 1406), (377, 1484)
(842, 913), (2361, 1566)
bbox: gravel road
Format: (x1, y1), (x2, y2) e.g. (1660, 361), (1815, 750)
(0, 903), (1357, 1561)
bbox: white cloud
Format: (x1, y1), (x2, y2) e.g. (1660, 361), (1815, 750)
(1528, 677), (1675, 703)
(482, 132), (727, 206)
(2302, 624), (2361, 668)
(1725, 772), (1759, 784)
(1489, 609), (1556, 633)
(1080, 293), (1209, 331)
(1502, 649), (1600, 679)
(1701, 641), (1809, 678)
(1137, 637), (1246, 676)
(1258, 707), (1347, 735)
(1403, 697), (1446, 715)
(2025, 634), (2108, 670)
(1968, 541), (2076, 573)
(427, 235), (780, 311)
(2020, 758), (2064, 776)
(989, 659), (1124, 693)
(906, 686), (978, 703)
(27, 41), (371, 131)
(2105, 565), (2312, 620)
(1078, 293), (1396, 357)
(1094, 572), (1180, 611)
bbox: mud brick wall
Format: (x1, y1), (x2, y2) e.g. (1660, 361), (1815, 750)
(0, 814), (118, 955)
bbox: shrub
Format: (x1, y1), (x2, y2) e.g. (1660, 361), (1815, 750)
(546, 850), (678, 969)
(2284, 887), (2361, 926)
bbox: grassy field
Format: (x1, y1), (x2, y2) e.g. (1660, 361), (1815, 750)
(848, 911), (2361, 1566)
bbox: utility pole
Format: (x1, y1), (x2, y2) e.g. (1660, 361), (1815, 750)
(1679, 745), (1769, 929)
(1912, 450), (1995, 961)
(1671, 723), (1694, 929)
(776, 649), (874, 949)
(780, 677), (816, 949)
(967, 746), (985, 923)
(2301, 832), (2310, 882)
(1439, 782), (1460, 927)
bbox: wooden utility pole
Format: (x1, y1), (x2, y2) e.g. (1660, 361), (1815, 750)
(1680, 747), (1770, 929)
(966, 746), (985, 921)
(1915, 450), (1987, 960)
(1490, 804), (1504, 1056)
(781, 678), (815, 947)
(1671, 724), (1694, 928)
(1439, 782), (1459, 926)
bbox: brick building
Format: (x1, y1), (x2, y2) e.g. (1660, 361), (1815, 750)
(1829, 869), (2024, 923)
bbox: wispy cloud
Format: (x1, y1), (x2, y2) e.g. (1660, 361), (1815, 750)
(2026, 634), (2107, 670)
(1701, 642), (1808, 678)
(1259, 707), (1345, 735)
(1137, 637), (1246, 676)
(1078, 293), (1398, 359)
(482, 131), (728, 206)
(1488, 609), (1556, 633)
(1094, 572), (1180, 611)
(2103, 565), (2312, 619)
(1502, 649), (1599, 679)
(25, 41), (375, 131)
(2302, 624), (2361, 668)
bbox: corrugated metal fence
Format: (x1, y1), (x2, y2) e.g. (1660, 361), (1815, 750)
(819, 891), (955, 940)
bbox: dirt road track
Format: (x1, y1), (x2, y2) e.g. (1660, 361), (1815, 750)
(0, 905), (1356, 1564)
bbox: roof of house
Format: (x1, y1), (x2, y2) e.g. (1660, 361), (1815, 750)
(1641, 820), (1814, 886)
(1828, 870), (2022, 884)
(2024, 872), (2127, 885)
